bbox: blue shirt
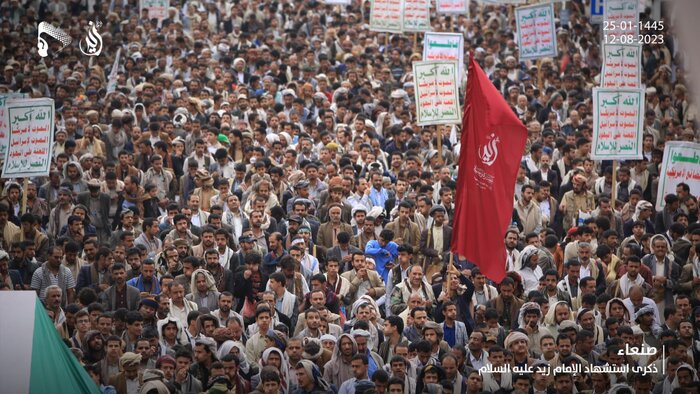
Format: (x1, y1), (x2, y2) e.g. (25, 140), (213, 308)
(367, 351), (378, 377)
(443, 324), (456, 347)
(369, 187), (389, 208)
(364, 240), (398, 283)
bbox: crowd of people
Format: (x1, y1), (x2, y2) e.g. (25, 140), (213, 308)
(0, 0), (699, 393)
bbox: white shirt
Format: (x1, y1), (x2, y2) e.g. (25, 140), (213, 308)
(580, 262), (591, 279)
(519, 265), (543, 294)
(218, 247), (235, 270)
(469, 350), (488, 371)
(126, 378), (140, 394)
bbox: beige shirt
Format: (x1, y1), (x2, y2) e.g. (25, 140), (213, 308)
(432, 225), (444, 254)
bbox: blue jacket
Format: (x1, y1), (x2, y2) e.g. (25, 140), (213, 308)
(126, 275), (161, 295)
(364, 240), (398, 283)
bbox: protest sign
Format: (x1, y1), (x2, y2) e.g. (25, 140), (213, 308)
(2, 98), (54, 178)
(413, 61), (462, 126)
(370, 0), (429, 32)
(603, 0), (639, 42)
(656, 142), (700, 210)
(324, 0), (351, 4)
(370, 0), (404, 33)
(601, 44), (641, 88)
(515, 3), (557, 60)
(404, 0), (430, 32)
(0, 93), (29, 162)
(480, 0), (526, 4)
(140, 0), (169, 26)
(591, 88), (644, 160)
(423, 32), (464, 80)
(436, 0), (469, 14)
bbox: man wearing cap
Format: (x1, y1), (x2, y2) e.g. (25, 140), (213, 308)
(109, 352), (142, 393)
(78, 179), (111, 244)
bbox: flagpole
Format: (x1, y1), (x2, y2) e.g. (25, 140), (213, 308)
(436, 126), (443, 165)
(21, 178), (28, 214)
(611, 160), (618, 207)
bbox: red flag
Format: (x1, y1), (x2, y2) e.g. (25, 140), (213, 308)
(451, 55), (528, 283)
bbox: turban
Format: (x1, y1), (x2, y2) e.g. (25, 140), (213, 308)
(156, 355), (176, 368)
(504, 331), (529, 349)
(634, 305), (655, 322)
(422, 321), (443, 336)
(302, 338), (324, 360)
(119, 352), (142, 368)
(266, 330), (288, 352)
(573, 174), (588, 184)
(320, 334), (337, 344)
(351, 329), (371, 338)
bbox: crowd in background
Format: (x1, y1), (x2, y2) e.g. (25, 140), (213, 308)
(0, 0), (699, 393)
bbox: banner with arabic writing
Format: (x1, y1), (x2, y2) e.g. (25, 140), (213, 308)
(0, 93), (29, 162)
(413, 61), (462, 126)
(369, 0), (429, 33)
(403, 0), (430, 32)
(370, 0), (404, 33)
(515, 3), (557, 60)
(140, 0), (169, 26)
(591, 88), (644, 160)
(656, 142), (700, 210)
(2, 98), (54, 179)
(436, 0), (469, 15)
(601, 44), (641, 89)
(423, 32), (464, 81)
(603, 0), (639, 42)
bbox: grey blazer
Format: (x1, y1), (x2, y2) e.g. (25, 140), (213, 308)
(100, 284), (141, 311)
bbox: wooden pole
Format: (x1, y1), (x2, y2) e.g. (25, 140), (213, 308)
(436, 126), (444, 165)
(413, 33), (418, 52)
(21, 178), (28, 214)
(445, 252), (454, 296)
(611, 160), (618, 207)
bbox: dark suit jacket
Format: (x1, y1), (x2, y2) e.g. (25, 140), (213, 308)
(77, 192), (111, 232)
(108, 372), (136, 394)
(39, 182), (61, 208)
(326, 244), (362, 272)
(487, 296), (525, 330)
(6, 269), (23, 290)
(530, 169), (560, 196)
(420, 225), (453, 263)
(100, 284), (142, 311)
(76, 264), (112, 293)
